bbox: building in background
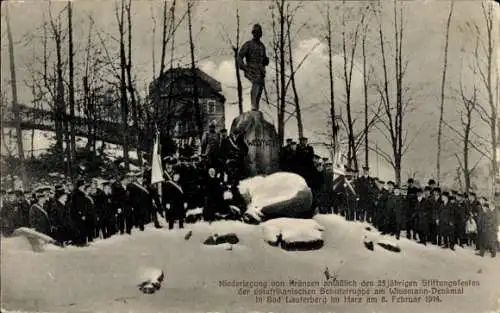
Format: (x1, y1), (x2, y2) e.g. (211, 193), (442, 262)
(148, 67), (226, 142)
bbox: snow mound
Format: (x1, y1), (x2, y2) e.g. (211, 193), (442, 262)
(186, 208), (203, 223)
(137, 267), (164, 294)
(261, 218), (324, 250)
(203, 233), (240, 245)
(242, 172), (313, 223)
(12, 227), (56, 252)
(377, 239), (402, 253)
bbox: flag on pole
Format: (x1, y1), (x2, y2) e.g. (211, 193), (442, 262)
(151, 133), (164, 185)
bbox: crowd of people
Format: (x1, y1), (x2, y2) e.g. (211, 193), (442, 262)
(0, 154), (247, 247)
(278, 137), (499, 258)
(1, 130), (498, 258)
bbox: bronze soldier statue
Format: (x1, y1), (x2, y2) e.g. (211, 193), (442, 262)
(238, 24), (269, 111)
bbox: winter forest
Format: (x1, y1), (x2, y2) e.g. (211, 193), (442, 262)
(1, 0), (499, 196)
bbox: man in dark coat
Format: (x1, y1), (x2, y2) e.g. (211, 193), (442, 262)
(454, 192), (468, 247)
(47, 186), (71, 245)
(405, 178), (419, 240)
(279, 138), (293, 171)
(92, 181), (112, 238)
(70, 180), (94, 245)
(201, 122), (220, 170)
(1, 190), (19, 236)
(142, 167), (163, 229)
(296, 137), (315, 187)
(16, 189), (31, 228)
(355, 166), (376, 222)
(203, 167), (225, 223)
(111, 175), (132, 235)
(317, 160), (334, 214)
(477, 203), (498, 257)
(428, 187), (442, 245)
(126, 173), (152, 232)
(415, 187), (431, 244)
(438, 192), (456, 250)
(225, 130), (249, 183)
(163, 172), (186, 229)
(374, 180), (389, 230)
(217, 128), (230, 176)
(29, 189), (51, 236)
(386, 184), (405, 240)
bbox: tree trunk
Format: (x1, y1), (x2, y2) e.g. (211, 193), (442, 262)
(187, 2), (203, 141)
(118, 0), (130, 170)
(68, 1), (76, 180)
(286, 18), (303, 139)
(234, 6), (243, 115)
(362, 26), (369, 169)
(278, 0), (286, 147)
(160, 0), (168, 76)
(436, 1), (454, 186)
(6, 6), (27, 187)
(126, 0), (143, 167)
(326, 5), (337, 158)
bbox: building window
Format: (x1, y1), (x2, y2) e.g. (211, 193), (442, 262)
(206, 100), (216, 114)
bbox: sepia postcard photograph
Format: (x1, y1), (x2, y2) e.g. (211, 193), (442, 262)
(0, 0), (499, 312)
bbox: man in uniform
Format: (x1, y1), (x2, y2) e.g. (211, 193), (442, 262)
(70, 180), (93, 245)
(355, 166), (375, 222)
(477, 201), (498, 257)
(126, 172), (152, 232)
(163, 171), (187, 230)
(428, 187), (442, 245)
(111, 174), (132, 235)
(237, 23), (269, 111)
(201, 122), (220, 170)
(217, 128), (230, 177)
(296, 137), (315, 187)
(405, 178), (419, 240)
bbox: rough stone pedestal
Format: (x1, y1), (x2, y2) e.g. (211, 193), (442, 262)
(230, 110), (279, 177)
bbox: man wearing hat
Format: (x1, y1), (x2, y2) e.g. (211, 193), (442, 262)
(296, 137), (315, 184)
(201, 121), (220, 170)
(48, 185), (72, 245)
(477, 199), (498, 257)
(69, 179), (93, 245)
(126, 172), (152, 232)
(1, 189), (19, 236)
(111, 174), (132, 235)
(279, 139), (293, 171)
(414, 187), (431, 245)
(405, 178), (419, 240)
(428, 187), (442, 245)
(439, 192), (456, 250)
(355, 166), (376, 223)
(29, 187), (52, 236)
(386, 184), (405, 239)
(216, 128), (230, 176)
(454, 192), (468, 247)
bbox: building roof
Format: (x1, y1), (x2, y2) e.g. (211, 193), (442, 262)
(155, 67), (222, 93)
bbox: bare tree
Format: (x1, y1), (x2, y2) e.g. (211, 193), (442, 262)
(116, 0), (130, 169)
(187, 1), (203, 140)
(68, 1), (76, 178)
(49, 4), (70, 174)
(325, 4), (339, 159)
(6, 5), (27, 187)
(340, 1), (366, 170)
(372, 0), (411, 185)
(286, 13), (303, 139)
(473, 2), (498, 195)
(436, 1), (454, 186)
(125, 0), (143, 167)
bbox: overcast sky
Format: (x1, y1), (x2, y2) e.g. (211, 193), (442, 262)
(1, 0), (499, 187)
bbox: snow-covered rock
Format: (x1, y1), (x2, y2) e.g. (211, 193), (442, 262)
(203, 233), (240, 245)
(261, 218), (324, 251)
(186, 208), (203, 224)
(241, 172), (313, 224)
(137, 267), (164, 294)
(377, 239), (402, 253)
(12, 227), (56, 252)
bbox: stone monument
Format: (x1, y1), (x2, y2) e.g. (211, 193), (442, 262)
(230, 111), (279, 177)
(231, 23), (279, 177)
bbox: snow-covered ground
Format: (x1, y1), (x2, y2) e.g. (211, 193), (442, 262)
(2, 214), (499, 313)
(1, 128), (139, 161)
